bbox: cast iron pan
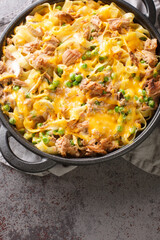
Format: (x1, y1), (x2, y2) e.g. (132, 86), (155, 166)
(0, 0), (159, 173)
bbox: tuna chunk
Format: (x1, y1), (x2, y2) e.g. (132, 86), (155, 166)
(27, 25), (44, 37)
(135, 50), (158, 68)
(145, 66), (154, 79)
(55, 135), (80, 157)
(108, 18), (130, 31)
(146, 79), (160, 98)
(129, 51), (138, 66)
(5, 49), (15, 60)
(29, 52), (55, 69)
(43, 36), (60, 55)
(23, 40), (41, 54)
(43, 44), (57, 55)
(80, 79), (105, 97)
(62, 49), (81, 66)
(0, 61), (6, 74)
(144, 39), (157, 53)
(91, 15), (102, 31)
(45, 35), (60, 46)
(77, 121), (89, 134)
(55, 11), (74, 23)
(24, 99), (33, 110)
(142, 50), (158, 67)
(86, 138), (118, 156)
(0, 86), (3, 97)
(13, 79), (27, 87)
(83, 26), (91, 40)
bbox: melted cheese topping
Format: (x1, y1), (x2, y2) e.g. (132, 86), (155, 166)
(0, 0), (157, 156)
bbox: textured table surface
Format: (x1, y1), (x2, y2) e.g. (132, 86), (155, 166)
(0, 1), (160, 240)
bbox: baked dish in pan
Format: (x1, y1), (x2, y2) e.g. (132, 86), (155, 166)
(0, 0), (160, 157)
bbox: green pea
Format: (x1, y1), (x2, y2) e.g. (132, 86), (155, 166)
(77, 138), (82, 146)
(25, 93), (30, 98)
(91, 29), (96, 33)
(153, 71), (158, 78)
(55, 5), (62, 10)
(70, 73), (76, 81)
(134, 95), (139, 101)
(81, 63), (87, 69)
(93, 49), (98, 56)
(139, 37), (147, 41)
(95, 100), (100, 105)
(72, 80), (79, 86)
(82, 55), (87, 60)
(97, 66), (104, 72)
(13, 86), (20, 91)
(86, 51), (92, 58)
(106, 65), (112, 71)
(81, 103), (86, 106)
(32, 138), (41, 144)
(42, 136), (49, 144)
(117, 41), (123, 47)
(37, 123), (43, 128)
(2, 104), (10, 112)
(53, 80), (60, 88)
(75, 74), (83, 83)
(142, 90), (146, 96)
(53, 129), (58, 135)
(65, 81), (72, 88)
(119, 106), (124, 112)
(49, 80), (60, 90)
(99, 81), (105, 86)
(70, 140), (75, 146)
(99, 56), (105, 61)
(62, 23), (66, 27)
(143, 96), (148, 102)
(139, 97), (144, 103)
(9, 118), (16, 125)
(57, 67), (63, 77)
(130, 126), (136, 134)
(131, 73), (136, 78)
(24, 132), (32, 140)
(111, 72), (116, 79)
(89, 36), (93, 41)
(119, 89), (125, 95)
(104, 76), (109, 82)
(140, 60), (146, 64)
(93, 12), (96, 15)
(117, 125), (123, 132)
(148, 100), (155, 108)
(124, 95), (131, 101)
(122, 113), (127, 120)
(19, 128), (25, 134)
(90, 45), (96, 50)
(58, 129), (65, 135)
(115, 106), (120, 113)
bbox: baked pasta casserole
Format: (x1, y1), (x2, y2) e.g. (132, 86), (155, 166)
(0, 0), (160, 157)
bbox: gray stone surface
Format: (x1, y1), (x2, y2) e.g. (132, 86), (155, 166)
(0, 0), (160, 239)
(0, 160), (160, 240)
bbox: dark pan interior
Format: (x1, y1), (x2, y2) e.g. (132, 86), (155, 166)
(0, 0), (160, 166)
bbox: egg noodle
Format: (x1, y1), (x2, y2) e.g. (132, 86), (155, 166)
(0, 0), (159, 157)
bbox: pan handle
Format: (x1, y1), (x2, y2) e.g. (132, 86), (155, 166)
(142, 0), (156, 25)
(0, 125), (56, 173)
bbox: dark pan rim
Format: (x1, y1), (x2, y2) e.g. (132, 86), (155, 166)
(0, 0), (160, 166)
